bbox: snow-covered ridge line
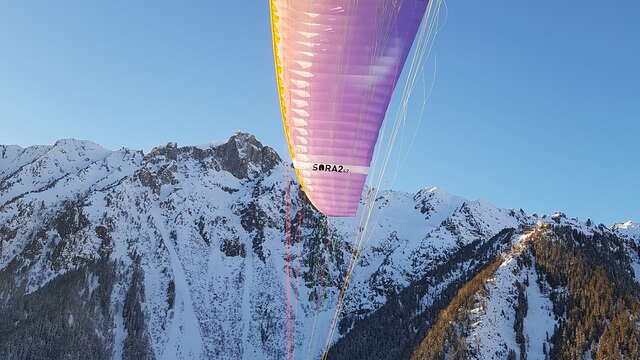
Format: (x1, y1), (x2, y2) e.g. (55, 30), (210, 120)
(612, 220), (640, 237)
(1, 131), (637, 360)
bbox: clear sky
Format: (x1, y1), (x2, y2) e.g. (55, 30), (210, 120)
(1, 1), (638, 225)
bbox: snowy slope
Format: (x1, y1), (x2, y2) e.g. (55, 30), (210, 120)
(465, 233), (557, 360)
(0, 144), (51, 179)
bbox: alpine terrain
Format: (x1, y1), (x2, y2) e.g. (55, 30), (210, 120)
(0, 132), (638, 360)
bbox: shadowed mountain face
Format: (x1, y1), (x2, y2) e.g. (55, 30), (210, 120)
(0, 133), (637, 360)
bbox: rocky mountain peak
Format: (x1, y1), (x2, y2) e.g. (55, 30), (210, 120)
(144, 132), (281, 180)
(146, 141), (179, 162)
(213, 131), (281, 179)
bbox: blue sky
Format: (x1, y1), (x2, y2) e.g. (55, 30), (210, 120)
(1, 1), (638, 225)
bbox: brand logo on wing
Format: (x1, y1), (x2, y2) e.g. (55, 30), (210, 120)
(312, 163), (350, 173)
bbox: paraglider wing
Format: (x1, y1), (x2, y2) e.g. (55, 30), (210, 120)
(270, 0), (430, 216)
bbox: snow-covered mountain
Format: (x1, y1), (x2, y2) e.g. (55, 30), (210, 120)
(0, 133), (637, 360)
(411, 216), (640, 360)
(613, 221), (640, 240)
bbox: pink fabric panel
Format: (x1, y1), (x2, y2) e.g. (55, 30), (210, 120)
(273, 0), (429, 216)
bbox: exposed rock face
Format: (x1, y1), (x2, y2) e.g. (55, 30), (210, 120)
(0, 133), (637, 360)
(212, 132), (281, 179)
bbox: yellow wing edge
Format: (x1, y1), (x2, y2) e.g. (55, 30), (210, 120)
(269, 0), (312, 201)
